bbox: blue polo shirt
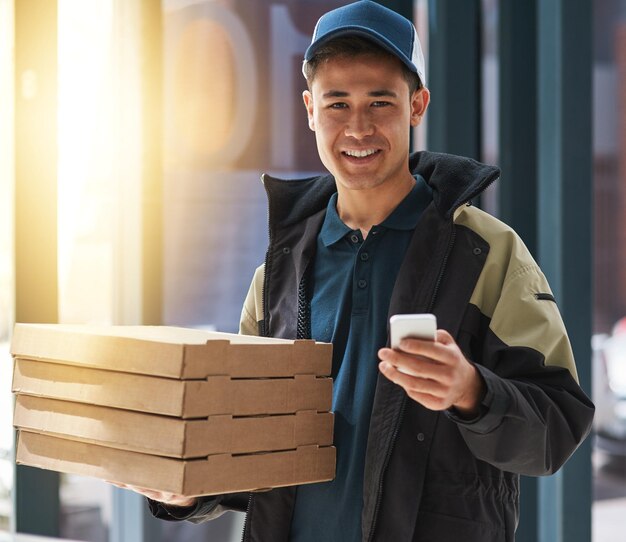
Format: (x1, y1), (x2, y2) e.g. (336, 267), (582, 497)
(289, 177), (433, 542)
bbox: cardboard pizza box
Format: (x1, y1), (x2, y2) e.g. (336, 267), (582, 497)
(17, 430), (336, 497)
(12, 358), (333, 418)
(11, 324), (332, 378)
(14, 395), (334, 458)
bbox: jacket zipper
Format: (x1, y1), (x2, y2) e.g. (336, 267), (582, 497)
(366, 221), (457, 542)
(241, 493), (254, 542)
(366, 393), (407, 542)
(260, 176), (274, 340)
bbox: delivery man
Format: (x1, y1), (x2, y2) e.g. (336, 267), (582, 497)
(122, 2), (594, 540)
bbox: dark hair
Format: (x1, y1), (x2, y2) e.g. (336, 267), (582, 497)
(303, 35), (423, 94)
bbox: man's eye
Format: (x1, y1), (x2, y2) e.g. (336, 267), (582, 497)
(372, 101), (391, 107)
(329, 102), (348, 109)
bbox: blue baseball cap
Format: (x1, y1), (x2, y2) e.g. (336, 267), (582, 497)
(303, 0), (426, 85)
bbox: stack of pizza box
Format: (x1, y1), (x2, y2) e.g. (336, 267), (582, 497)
(11, 324), (335, 497)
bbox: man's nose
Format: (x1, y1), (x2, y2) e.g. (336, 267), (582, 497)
(344, 110), (375, 138)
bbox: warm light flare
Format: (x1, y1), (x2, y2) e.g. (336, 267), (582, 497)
(58, 0), (116, 324)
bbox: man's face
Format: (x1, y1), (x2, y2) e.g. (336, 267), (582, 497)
(303, 53), (429, 194)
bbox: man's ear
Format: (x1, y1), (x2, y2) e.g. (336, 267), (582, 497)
(303, 90), (315, 131)
(410, 87), (430, 127)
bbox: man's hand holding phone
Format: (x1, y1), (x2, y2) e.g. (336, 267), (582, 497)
(379, 314), (485, 418)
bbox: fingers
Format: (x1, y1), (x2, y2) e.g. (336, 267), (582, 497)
(141, 489), (169, 501)
(387, 332), (457, 365)
(379, 361), (446, 394)
(106, 481), (196, 507)
(378, 348), (451, 381)
(378, 361), (450, 410)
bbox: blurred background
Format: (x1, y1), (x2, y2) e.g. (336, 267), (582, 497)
(0, 0), (623, 541)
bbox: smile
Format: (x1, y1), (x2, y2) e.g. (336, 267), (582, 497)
(342, 149), (380, 158)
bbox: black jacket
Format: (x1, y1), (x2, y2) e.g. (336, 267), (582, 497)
(151, 151), (594, 542)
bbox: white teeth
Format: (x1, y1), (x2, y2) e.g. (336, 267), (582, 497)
(344, 149), (378, 158)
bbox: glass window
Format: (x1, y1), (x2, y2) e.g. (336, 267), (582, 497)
(480, 0), (498, 215)
(592, 1), (626, 540)
(478, 0), (626, 539)
(413, 0), (428, 152)
(162, 0), (348, 333)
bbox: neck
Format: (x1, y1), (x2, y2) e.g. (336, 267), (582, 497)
(336, 175), (415, 238)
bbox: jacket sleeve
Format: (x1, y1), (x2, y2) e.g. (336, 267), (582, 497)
(147, 493), (249, 523)
(447, 260), (594, 476)
(146, 267), (265, 522)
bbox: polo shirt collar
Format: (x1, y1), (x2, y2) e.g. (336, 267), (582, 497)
(320, 193), (351, 247)
(319, 175), (432, 247)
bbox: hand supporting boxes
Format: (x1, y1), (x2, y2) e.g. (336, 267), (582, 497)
(11, 324), (335, 497)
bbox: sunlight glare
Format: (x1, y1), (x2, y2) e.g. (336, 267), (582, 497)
(58, 0), (115, 324)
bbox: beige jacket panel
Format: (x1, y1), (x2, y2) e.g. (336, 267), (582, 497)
(455, 205), (578, 382)
(239, 264), (264, 337)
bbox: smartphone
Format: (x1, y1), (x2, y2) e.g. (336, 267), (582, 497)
(389, 313), (437, 349)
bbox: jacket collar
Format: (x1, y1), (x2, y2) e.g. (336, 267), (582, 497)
(262, 151), (500, 231)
